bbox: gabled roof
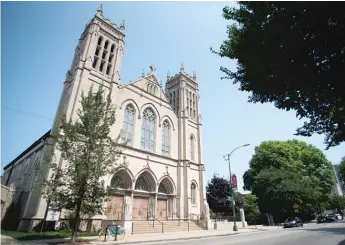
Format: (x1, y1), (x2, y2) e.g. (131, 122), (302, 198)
(120, 72), (170, 104)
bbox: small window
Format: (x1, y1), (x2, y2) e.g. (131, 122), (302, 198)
(191, 183), (197, 205)
(110, 44), (115, 53)
(95, 46), (101, 56)
(92, 57), (98, 69)
(102, 51), (107, 60)
(104, 40), (109, 50)
(98, 36), (103, 46)
(108, 54), (114, 63)
(190, 135), (195, 161)
(106, 65), (112, 75)
(99, 61), (105, 72)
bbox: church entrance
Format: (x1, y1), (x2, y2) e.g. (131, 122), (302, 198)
(107, 195), (124, 220)
(156, 199), (168, 220)
(132, 196), (149, 220)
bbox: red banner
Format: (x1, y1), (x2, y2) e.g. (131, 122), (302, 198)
(231, 174), (237, 189)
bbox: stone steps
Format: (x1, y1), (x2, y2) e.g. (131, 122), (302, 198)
(132, 220), (204, 234)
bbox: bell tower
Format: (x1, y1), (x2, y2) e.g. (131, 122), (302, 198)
(52, 5), (125, 133)
(165, 64), (206, 219)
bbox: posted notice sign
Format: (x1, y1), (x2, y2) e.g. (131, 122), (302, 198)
(46, 209), (60, 221)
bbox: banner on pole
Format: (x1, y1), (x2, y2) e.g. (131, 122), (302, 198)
(231, 174), (238, 191)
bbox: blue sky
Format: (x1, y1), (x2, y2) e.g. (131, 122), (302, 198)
(2, 2), (345, 192)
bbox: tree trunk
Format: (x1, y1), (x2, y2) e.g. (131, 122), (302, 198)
(71, 198), (82, 243)
(270, 213), (274, 226)
(266, 213), (271, 226)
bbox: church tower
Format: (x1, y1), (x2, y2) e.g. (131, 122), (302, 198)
(52, 5), (125, 132)
(165, 65), (206, 219)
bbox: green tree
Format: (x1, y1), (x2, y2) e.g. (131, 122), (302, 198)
(327, 196), (345, 215)
(243, 194), (260, 217)
(206, 174), (243, 217)
(39, 87), (122, 242)
(214, 2), (345, 149)
(243, 140), (334, 222)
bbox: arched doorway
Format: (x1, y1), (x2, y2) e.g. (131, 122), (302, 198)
(132, 171), (156, 220)
(107, 169), (132, 220)
(157, 177), (174, 220)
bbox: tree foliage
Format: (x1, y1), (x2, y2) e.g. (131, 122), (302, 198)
(206, 174), (243, 217)
(327, 195), (345, 215)
(215, 2), (345, 149)
(243, 140), (334, 221)
(243, 194), (260, 217)
(39, 87), (122, 242)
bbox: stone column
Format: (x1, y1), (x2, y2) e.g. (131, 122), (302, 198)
(124, 192), (132, 220)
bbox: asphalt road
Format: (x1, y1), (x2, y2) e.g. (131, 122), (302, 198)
(137, 222), (345, 245)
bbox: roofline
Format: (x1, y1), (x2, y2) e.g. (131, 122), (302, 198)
(3, 130), (51, 171)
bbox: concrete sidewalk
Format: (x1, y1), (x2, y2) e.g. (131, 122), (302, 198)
(91, 228), (261, 244)
(0, 228), (270, 245)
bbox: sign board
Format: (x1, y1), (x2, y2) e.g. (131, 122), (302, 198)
(231, 174), (238, 191)
(46, 209), (60, 221)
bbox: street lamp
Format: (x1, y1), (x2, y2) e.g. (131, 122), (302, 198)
(224, 144), (250, 231)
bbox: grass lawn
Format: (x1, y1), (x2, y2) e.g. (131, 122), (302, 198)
(1, 229), (98, 241)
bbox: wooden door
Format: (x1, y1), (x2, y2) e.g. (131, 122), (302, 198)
(107, 195), (124, 220)
(157, 199), (167, 220)
(132, 197), (149, 220)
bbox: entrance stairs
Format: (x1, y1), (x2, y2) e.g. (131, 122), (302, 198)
(132, 219), (204, 234)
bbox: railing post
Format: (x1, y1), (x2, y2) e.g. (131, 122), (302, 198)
(188, 222), (190, 232)
(162, 223), (164, 233)
(131, 222), (134, 235)
(104, 225), (108, 242)
(115, 225), (118, 241)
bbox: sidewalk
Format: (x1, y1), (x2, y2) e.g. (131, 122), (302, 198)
(1, 228), (267, 245)
(90, 228), (260, 244)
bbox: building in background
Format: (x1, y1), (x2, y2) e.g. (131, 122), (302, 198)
(333, 164), (345, 196)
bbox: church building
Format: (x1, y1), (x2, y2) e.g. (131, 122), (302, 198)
(2, 6), (209, 233)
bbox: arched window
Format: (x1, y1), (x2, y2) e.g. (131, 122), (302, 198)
(140, 108), (156, 151)
(104, 40), (109, 50)
(161, 120), (170, 156)
(190, 135), (195, 161)
(121, 104), (135, 145)
(97, 36), (103, 46)
(191, 183), (197, 205)
(110, 44), (115, 53)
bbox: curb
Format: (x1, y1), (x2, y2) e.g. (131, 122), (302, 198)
(92, 230), (267, 245)
(94, 233), (240, 245)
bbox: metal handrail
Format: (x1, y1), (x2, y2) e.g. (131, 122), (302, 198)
(172, 213), (190, 231)
(147, 211), (164, 233)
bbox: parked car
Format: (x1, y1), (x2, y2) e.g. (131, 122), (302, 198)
(317, 213), (337, 223)
(326, 214), (337, 222)
(317, 214), (327, 223)
(283, 217), (303, 228)
(335, 213), (343, 220)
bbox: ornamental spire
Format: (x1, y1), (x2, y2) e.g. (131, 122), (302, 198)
(180, 63), (184, 73)
(96, 4), (103, 16)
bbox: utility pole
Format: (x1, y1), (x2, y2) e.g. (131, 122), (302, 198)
(224, 144), (250, 232)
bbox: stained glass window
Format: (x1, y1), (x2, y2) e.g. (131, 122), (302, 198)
(121, 104), (135, 145)
(190, 135), (195, 161)
(191, 183), (196, 205)
(140, 108), (156, 151)
(161, 120), (170, 156)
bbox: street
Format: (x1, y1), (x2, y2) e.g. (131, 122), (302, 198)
(133, 222), (345, 245)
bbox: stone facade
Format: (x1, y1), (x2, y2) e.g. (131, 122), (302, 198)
(2, 6), (209, 232)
